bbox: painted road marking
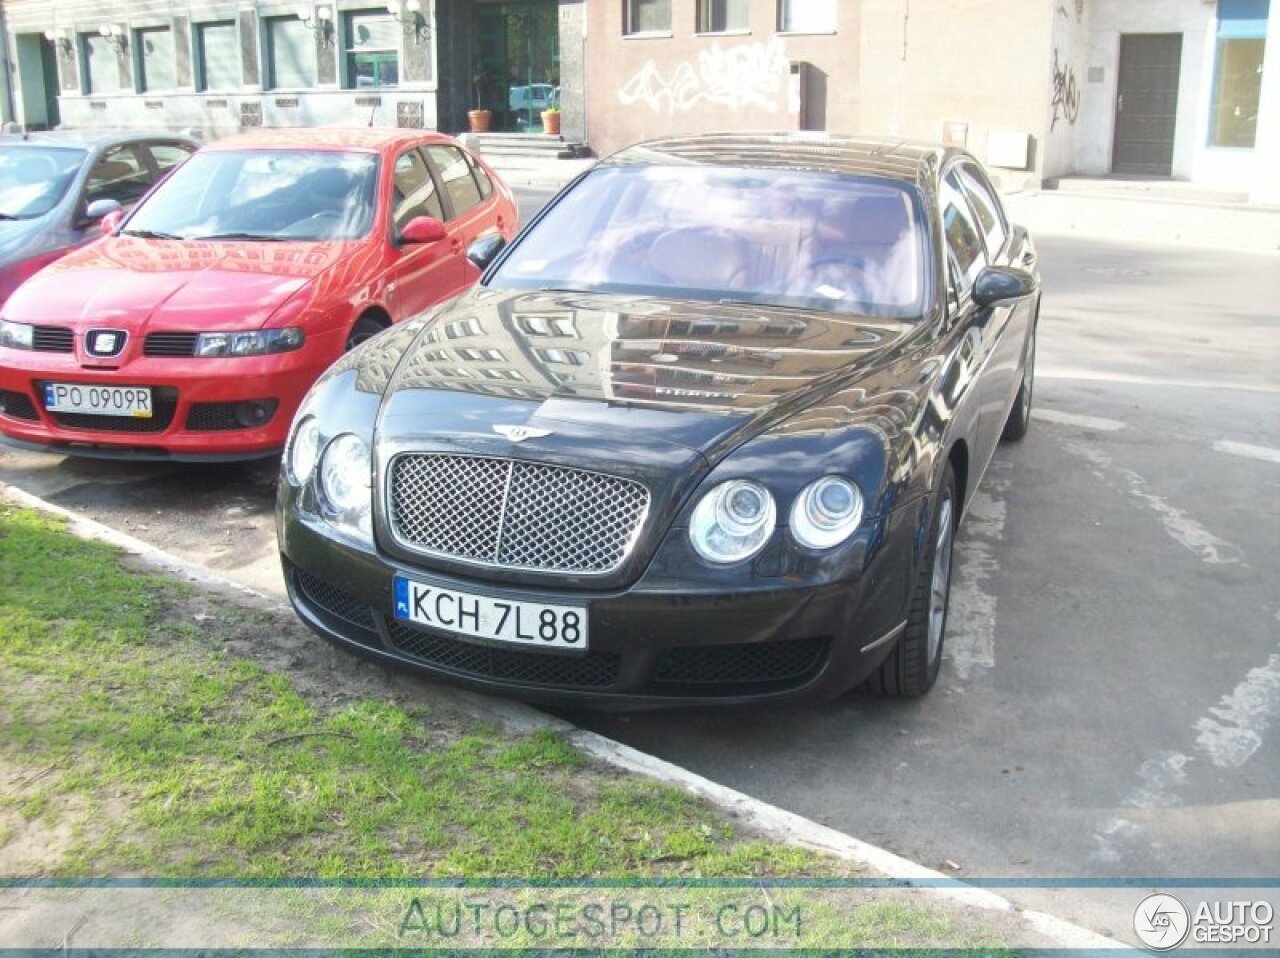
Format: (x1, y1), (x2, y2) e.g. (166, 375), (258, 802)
(1065, 441), (1244, 565)
(1038, 368), (1280, 394)
(1032, 408), (1127, 431)
(1195, 647), (1280, 769)
(945, 460), (1010, 679)
(1212, 440), (1280, 465)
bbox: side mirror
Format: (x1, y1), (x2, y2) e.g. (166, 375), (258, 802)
(467, 233), (506, 271)
(84, 198), (122, 222)
(398, 216), (448, 245)
(99, 209), (125, 236)
(972, 265), (1038, 308)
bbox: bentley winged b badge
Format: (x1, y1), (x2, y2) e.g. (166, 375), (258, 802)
(492, 424), (552, 442)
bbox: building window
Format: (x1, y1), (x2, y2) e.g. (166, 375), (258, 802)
(625, 0), (671, 34)
(779, 0), (836, 33)
(344, 9), (399, 88)
(135, 26), (175, 92)
(266, 15), (317, 89)
(1209, 0), (1269, 148)
(80, 32), (122, 94)
(698, 0), (749, 33)
(196, 21), (239, 91)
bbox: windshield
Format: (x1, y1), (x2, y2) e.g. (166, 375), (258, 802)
(489, 165), (929, 318)
(125, 149), (378, 241)
(0, 146), (85, 219)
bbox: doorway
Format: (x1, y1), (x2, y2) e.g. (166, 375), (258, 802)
(1112, 33), (1182, 176)
(13, 34), (62, 130)
(475, 1), (559, 132)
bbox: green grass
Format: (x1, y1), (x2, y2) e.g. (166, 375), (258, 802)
(0, 506), (1020, 950)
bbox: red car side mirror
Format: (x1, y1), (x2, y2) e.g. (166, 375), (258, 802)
(399, 216), (448, 245)
(100, 210), (125, 236)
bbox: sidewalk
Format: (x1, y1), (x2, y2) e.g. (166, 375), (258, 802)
(477, 149), (1280, 253)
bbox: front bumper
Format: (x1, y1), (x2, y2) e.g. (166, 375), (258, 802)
(0, 344), (337, 460)
(279, 504), (918, 710)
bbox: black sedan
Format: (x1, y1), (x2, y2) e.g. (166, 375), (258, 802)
(277, 133), (1040, 708)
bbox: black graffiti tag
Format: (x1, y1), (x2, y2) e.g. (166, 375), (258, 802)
(1051, 49), (1081, 130)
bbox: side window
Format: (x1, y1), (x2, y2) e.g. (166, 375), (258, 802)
(939, 171), (987, 295)
(463, 150), (493, 201)
(425, 145), (484, 219)
(146, 142), (196, 174)
(85, 145), (153, 208)
(392, 148), (443, 229)
(956, 164), (1007, 257)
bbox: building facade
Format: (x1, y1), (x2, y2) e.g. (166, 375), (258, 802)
(0, 0), (586, 141)
(2, 0), (1274, 201)
(590, 0), (1277, 201)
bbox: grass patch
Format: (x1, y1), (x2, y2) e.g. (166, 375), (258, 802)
(0, 505), (1024, 950)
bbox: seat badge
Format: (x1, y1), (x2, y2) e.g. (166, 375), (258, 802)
(86, 329), (127, 359)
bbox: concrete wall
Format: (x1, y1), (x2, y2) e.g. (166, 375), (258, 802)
(857, 0), (1055, 190)
(585, 0), (860, 158)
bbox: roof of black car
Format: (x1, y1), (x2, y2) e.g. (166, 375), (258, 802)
(0, 129), (199, 149)
(602, 132), (955, 186)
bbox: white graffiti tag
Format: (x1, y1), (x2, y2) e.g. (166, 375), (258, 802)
(618, 39), (793, 115)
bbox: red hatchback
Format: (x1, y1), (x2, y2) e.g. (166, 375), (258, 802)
(0, 129), (517, 460)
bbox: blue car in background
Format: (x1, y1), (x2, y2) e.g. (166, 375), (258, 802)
(0, 130), (198, 303)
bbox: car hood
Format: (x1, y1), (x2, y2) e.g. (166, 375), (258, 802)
(367, 287), (915, 463)
(0, 237), (356, 330)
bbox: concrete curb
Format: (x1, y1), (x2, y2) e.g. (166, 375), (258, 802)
(0, 480), (1130, 951)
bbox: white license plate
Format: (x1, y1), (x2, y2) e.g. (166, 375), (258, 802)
(43, 383), (153, 418)
(393, 577), (587, 650)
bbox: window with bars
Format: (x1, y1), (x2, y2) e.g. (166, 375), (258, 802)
(196, 21), (239, 91)
(344, 9), (400, 89)
(136, 27), (175, 92)
(698, 0), (749, 33)
(266, 15), (317, 89)
(779, 0), (836, 33)
(624, 0), (671, 34)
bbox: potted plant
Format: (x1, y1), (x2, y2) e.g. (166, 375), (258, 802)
(468, 67), (492, 133)
(541, 107), (560, 136)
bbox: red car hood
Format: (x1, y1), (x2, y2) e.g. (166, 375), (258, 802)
(1, 237), (357, 331)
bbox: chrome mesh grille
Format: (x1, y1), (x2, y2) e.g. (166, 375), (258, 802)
(389, 454), (650, 574)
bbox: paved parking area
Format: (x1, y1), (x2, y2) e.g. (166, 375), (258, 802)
(1, 196), (1276, 941)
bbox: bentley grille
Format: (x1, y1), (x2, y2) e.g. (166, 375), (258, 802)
(388, 454), (650, 575)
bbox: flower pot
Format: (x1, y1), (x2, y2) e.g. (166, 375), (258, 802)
(467, 109), (492, 134)
(541, 110), (561, 136)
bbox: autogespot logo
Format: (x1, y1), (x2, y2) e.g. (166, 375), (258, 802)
(1134, 893), (1191, 951)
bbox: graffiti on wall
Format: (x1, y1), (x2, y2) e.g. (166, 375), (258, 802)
(1050, 48), (1081, 130)
(618, 38), (792, 115)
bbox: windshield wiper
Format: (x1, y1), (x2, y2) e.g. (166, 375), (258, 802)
(119, 228), (183, 240)
(193, 231), (287, 242)
(0, 213), (21, 221)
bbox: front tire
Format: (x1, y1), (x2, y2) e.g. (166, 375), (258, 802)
(864, 464), (957, 698)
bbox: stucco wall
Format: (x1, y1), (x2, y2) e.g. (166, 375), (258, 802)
(856, 0), (1054, 189)
(1074, 0), (1214, 180)
(585, 0), (860, 158)
(1044, 0), (1089, 180)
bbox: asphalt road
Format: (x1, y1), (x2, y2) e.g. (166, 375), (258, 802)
(0, 193), (1276, 942)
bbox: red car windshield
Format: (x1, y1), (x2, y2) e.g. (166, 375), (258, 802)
(124, 149), (378, 242)
(0, 146), (85, 219)
(489, 165), (930, 319)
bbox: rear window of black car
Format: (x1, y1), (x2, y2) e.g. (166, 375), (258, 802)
(489, 165), (930, 319)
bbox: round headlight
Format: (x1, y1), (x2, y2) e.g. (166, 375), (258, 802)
(790, 476), (864, 550)
(318, 433), (372, 515)
(286, 416), (322, 486)
(689, 479), (776, 564)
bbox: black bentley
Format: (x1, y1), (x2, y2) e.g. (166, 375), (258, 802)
(277, 133), (1040, 708)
